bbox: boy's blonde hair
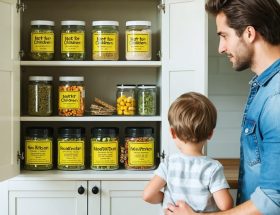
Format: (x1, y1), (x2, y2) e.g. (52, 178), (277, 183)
(168, 92), (217, 143)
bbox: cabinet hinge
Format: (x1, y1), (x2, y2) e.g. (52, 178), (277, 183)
(16, 2), (26, 13)
(157, 150), (166, 161)
(17, 151), (24, 163)
(156, 50), (161, 60)
(19, 50), (25, 59)
(157, 3), (165, 13)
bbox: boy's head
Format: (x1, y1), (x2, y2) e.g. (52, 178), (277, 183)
(168, 92), (217, 143)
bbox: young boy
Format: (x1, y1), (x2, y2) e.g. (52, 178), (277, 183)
(143, 92), (233, 213)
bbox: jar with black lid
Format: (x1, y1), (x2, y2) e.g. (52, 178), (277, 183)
(57, 127), (85, 170)
(28, 76), (53, 116)
(24, 127), (53, 170)
(137, 84), (157, 116)
(91, 127), (119, 170)
(122, 127), (155, 170)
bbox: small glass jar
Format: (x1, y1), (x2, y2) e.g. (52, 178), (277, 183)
(24, 127), (53, 170)
(91, 127), (119, 170)
(137, 84), (157, 116)
(122, 127), (155, 170)
(116, 84), (136, 115)
(57, 127), (85, 170)
(125, 21), (152, 60)
(61, 20), (85, 61)
(92, 21), (119, 61)
(30, 20), (55, 60)
(58, 76), (85, 116)
(28, 76), (53, 116)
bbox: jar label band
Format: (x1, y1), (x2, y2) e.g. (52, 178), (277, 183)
(126, 33), (150, 52)
(58, 141), (84, 165)
(93, 33), (118, 53)
(61, 32), (85, 53)
(59, 91), (81, 109)
(91, 141), (118, 166)
(25, 140), (52, 165)
(31, 32), (54, 53)
(128, 141), (154, 166)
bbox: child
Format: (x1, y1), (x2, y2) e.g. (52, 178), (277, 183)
(143, 92), (233, 213)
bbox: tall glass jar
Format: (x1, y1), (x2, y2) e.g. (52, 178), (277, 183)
(30, 20), (55, 60)
(137, 84), (157, 116)
(28, 76), (53, 116)
(61, 20), (85, 60)
(125, 21), (152, 60)
(57, 127), (85, 170)
(91, 127), (119, 170)
(58, 76), (85, 116)
(24, 127), (53, 170)
(92, 21), (119, 61)
(116, 84), (136, 115)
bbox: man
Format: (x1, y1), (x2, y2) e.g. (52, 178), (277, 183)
(165, 0), (280, 214)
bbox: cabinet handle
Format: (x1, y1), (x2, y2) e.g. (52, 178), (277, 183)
(92, 186), (99, 194)
(78, 186), (85, 195)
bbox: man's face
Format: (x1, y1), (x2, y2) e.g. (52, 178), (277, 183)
(216, 12), (253, 71)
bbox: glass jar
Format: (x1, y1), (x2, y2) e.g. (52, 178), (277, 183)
(92, 21), (119, 61)
(91, 127), (119, 170)
(125, 21), (152, 60)
(61, 20), (85, 60)
(137, 84), (157, 116)
(28, 76), (53, 116)
(57, 127), (85, 170)
(58, 76), (85, 116)
(122, 127), (155, 170)
(116, 84), (136, 115)
(24, 127), (53, 170)
(30, 20), (55, 60)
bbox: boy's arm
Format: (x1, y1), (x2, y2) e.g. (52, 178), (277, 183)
(143, 175), (166, 204)
(212, 188), (233, 210)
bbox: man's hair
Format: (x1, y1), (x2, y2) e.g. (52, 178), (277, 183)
(168, 92), (217, 143)
(205, 0), (280, 45)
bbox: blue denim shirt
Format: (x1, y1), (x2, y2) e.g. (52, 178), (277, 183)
(237, 59), (280, 214)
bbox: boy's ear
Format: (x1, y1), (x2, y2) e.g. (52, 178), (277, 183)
(207, 130), (214, 140)
(169, 127), (177, 139)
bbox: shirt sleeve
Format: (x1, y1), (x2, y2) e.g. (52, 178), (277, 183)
(209, 163), (230, 193)
(154, 157), (168, 181)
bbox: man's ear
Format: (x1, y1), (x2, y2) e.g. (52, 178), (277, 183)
(244, 26), (256, 43)
(169, 127), (177, 139)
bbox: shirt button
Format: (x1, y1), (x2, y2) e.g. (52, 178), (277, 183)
(245, 128), (249, 133)
(253, 83), (257, 87)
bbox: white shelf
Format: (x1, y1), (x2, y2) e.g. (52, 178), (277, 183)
(20, 61), (162, 67)
(20, 116), (162, 122)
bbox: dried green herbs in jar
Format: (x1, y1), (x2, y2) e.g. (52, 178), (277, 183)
(137, 84), (157, 115)
(28, 76), (53, 116)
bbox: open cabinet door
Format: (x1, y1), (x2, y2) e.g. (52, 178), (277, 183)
(0, 0), (20, 181)
(161, 0), (208, 155)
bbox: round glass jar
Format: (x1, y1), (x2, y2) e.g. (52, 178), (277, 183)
(137, 84), (157, 116)
(30, 20), (55, 60)
(57, 127), (85, 170)
(122, 127), (155, 170)
(125, 21), (152, 60)
(116, 84), (136, 116)
(91, 127), (119, 170)
(61, 20), (85, 61)
(58, 76), (85, 116)
(92, 21), (119, 61)
(24, 127), (53, 170)
(28, 76), (53, 116)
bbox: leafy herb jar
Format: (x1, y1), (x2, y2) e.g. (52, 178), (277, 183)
(30, 20), (55, 60)
(116, 84), (136, 115)
(137, 84), (157, 115)
(92, 21), (119, 61)
(57, 127), (85, 170)
(24, 127), (53, 170)
(28, 76), (53, 116)
(91, 127), (119, 170)
(61, 20), (85, 61)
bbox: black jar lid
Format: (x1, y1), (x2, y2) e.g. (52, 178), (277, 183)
(26, 127), (52, 138)
(91, 127), (119, 138)
(125, 127), (154, 138)
(58, 127), (85, 138)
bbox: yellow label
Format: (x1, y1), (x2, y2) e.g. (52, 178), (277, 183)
(59, 91), (81, 109)
(31, 32), (54, 53)
(58, 141), (84, 165)
(91, 141), (118, 166)
(93, 33), (118, 53)
(61, 32), (85, 53)
(126, 33), (149, 52)
(25, 140), (52, 165)
(128, 141), (154, 166)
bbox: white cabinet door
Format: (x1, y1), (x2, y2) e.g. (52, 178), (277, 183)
(0, 0), (20, 181)
(88, 181), (101, 215)
(8, 180), (87, 215)
(161, 0), (207, 154)
(101, 181), (161, 215)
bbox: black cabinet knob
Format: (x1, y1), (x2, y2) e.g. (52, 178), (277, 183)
(78, 186), (85, 195)
(92, 186), (99, 194)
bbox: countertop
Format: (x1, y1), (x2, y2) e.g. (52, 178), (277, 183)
(219, 159), (239, 189)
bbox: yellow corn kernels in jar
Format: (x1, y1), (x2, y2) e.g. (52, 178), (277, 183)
(58, 76), (85, 116)
(116, 84), (136, 116)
